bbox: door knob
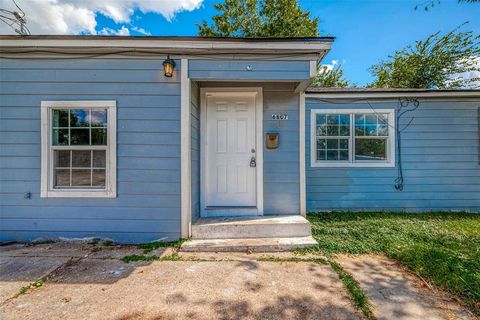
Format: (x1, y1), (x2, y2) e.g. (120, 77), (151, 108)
(250, 157), (256, 167)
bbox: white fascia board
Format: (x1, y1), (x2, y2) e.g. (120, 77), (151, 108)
(0, 38), (332, 53)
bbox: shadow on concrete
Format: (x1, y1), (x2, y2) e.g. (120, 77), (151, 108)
(0, 242), (159, 285)
(210, 295), (359, 320)
(110, 294), (359, 320)
(338, 254), (474, 320)
(1, 243), (362, 320)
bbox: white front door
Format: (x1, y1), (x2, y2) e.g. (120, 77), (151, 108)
(205, 93), (257, 208)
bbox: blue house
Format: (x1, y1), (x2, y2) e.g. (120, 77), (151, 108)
(1, 36), (479, 249)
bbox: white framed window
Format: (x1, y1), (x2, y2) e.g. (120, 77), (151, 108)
(41, 101), (117, 198)
(310, 108), (395, 168)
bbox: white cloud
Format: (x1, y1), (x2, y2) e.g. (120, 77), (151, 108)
(98, 26), (130, 36)
(319, 59), (346, 74)
(449, 56), (480, 88)
(0, 0), (203, 35)
(116, 26), (130, 36)
(131, 26), (151, 36)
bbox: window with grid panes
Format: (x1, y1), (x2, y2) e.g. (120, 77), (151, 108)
(41, 101), (116, 198)
(52, 109), (108, 188)
(311, 109), (395, 168)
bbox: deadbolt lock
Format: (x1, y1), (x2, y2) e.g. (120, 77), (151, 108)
(250, 157), (256, 167)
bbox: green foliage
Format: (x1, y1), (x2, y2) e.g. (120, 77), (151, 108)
(197, 0), (318, 37)
(369, 25), (480, 89)
(88, 238), (99, 245)
(18, 279), (44, 295)
(103, 240), (114, 246)
(312, 64), (351, 88)
(330, 261), (376, 320)
(354, 139), (386, 160)
(121, 239), (186, 262)
(121, 254), (159, 263)
(416, 0), (479, 11)
(31, 239), (57, 245)
(121, 253), (182, 263)
(138, 239), (186, 254)
(305, 211), (480, 315)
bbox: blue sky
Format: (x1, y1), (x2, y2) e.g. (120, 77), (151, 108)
(1, 0), (478, 85)
(98, 0), (479, 86)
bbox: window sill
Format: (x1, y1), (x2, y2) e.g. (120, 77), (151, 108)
(311, 161), (395, 168)
(40, 189), (116, 198)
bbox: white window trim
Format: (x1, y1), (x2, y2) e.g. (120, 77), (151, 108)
(41, 100), (117, 198)
(310, 108), (396, 168)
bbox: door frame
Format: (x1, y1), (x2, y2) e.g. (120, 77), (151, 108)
(200, 87), (263, 217)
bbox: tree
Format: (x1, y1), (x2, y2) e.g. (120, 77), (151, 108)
(369, 26), (480, 89)
(197, 0), (318, 37)
(312, 64), (351, 88)
(416, 0), (479, 11)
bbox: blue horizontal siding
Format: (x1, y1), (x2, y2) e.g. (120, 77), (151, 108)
(0, 82), (180, 95)
(0, 206), (180, 220)
(1, 94), (181, 108)
(0, 168), (180, 183)
(0, 156), (181, 170)
(1, 231), (179, 244)
(1, 69), (175, 83)
(118, 132), (180, 145)
(189, 60), (310, 72)
(189, 60), (311, 81)
(263, 90), (300, 215)
(305, 98), (480, 212)
(0, 58), (183, 243)
(0, 194), (180, 208)
(0, 58), (177, 70)
(1, 219), (180, 233)
(190, 71), (309, 81)
(0, 144), (181, 157)
(2, 181), (180, 195)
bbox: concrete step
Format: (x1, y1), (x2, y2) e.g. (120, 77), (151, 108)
(191, 215), (312, 239)
(180, 236), (318, 253)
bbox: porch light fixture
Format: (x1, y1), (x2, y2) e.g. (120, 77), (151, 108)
(163, 55), (175, 77)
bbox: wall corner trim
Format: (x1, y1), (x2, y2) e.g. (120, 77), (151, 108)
(181, 59), (192, 238)
(299, 92), (306, 216)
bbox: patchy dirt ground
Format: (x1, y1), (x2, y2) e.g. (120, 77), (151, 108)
(0, 242), (476, 320)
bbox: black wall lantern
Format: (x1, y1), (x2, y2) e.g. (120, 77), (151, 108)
(163, 55), (175, 77)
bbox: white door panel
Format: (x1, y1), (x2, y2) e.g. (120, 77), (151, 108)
(206, 94), (256, 207)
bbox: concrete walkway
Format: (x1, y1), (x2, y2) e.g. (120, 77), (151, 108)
(336, 254), (475, 320)
(0, 242), (475, 320)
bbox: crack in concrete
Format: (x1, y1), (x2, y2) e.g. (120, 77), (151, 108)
(0, 248), (95, 306)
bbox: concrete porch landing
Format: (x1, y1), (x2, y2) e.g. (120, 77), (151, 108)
(181, 215), (317, 252)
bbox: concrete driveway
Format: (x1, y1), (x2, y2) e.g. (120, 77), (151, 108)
(0, 242), (475, 320)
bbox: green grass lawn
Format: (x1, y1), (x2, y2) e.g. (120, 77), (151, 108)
(304, 212), (480, 315)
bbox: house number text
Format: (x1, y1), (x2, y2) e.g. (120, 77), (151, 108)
(271, 113), (288, 120)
